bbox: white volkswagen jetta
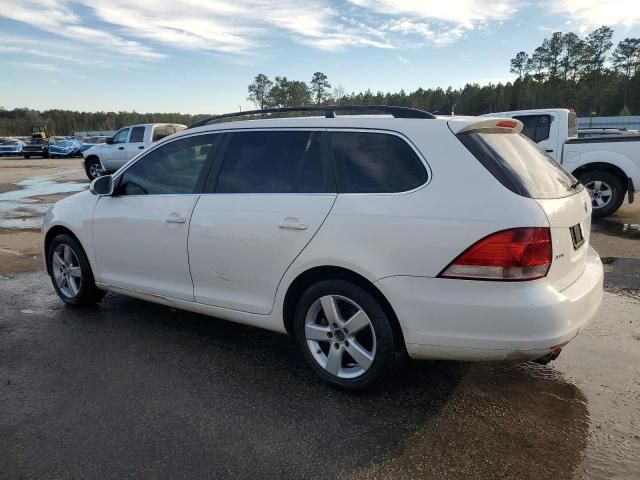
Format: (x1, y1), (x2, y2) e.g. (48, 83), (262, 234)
(42, 106), (603, 390)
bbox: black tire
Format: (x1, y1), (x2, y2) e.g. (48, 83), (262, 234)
(575, 170), (625, 218)
(23, 154), (30, 159)
(85, 156), (103, 180)
(47, 233), (105, 306)
(293, 279), (400, 391)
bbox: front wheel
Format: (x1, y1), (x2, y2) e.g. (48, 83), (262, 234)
(576, 170), (625, 218)
(294, 279), (400, 390)
(47, 234), (104, 306)
(85, 157), (104, 180)
(23, 154), (30, 159)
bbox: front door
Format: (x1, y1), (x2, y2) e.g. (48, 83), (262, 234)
(93, 133), (221, 300)
(102, 127), (129, 172)
(189, 130), (336, 314)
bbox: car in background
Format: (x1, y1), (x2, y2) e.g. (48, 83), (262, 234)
(82, 123), (186, 180)
(578, 127), (639, 138)
(48, 138), (82, 158)
(44, 106), (603, 390)
(483, 109), (640, 217)
(79, 136), (108, 154)
(0, 139), (26, 156)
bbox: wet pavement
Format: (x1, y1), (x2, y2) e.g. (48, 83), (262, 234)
(0, 157), (639, 479)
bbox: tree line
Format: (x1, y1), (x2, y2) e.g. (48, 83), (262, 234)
(1, 25), (638, 137)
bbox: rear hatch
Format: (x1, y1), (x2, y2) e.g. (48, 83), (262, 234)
(450, 117), (590, 291)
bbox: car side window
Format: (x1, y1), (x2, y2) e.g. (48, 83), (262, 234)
(329, 131), (427, 193)
(513, 115), (552, 143)
(129, 126), (145, 143)
(215, 131), (329, 193)
(112, 128), (129, 144)
(116, 134), (220, 195)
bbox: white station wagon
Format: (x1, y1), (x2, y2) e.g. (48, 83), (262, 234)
(43, 106), (604, 390)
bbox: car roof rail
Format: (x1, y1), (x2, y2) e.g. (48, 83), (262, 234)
(187, 105), (436, 129)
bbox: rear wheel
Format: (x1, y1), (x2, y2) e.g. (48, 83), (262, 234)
(85, 157), (104, 180)
(575, 170), (625, 218)
(47, 234), (104, 306)
(294, 279), (400, 390)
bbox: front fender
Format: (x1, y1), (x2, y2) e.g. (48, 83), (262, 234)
(42, 190), (99, 276)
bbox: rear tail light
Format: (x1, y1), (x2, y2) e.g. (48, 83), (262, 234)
(438, 227), (552, 281)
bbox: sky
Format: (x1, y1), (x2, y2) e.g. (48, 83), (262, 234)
(1, 0), (640, 114)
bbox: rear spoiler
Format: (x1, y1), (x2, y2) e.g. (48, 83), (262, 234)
(449, 117), (523, 135)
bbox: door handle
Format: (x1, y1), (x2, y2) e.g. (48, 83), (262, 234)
(165, 213), (186, 224)
(118, 146), (124, 150)
(545, 149), (554, 152)
(278, 217), (307, 230)
(138, 146), (144, 150)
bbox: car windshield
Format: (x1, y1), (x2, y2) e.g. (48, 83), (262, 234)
(1, 140), (18, 145)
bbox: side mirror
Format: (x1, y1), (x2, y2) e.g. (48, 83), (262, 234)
(90, 175), (114, 196)
(105, 137), (114, 145)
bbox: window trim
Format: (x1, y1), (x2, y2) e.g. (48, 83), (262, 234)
(111, 131), (224, 196)
(327, 128), (431, 195)
(202, 128), (337, 195)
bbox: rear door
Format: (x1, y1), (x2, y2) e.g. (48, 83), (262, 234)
(188, 129), (335, 314)
(123, 125), (147, 161)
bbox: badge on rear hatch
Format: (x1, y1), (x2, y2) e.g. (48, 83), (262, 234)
(569, 223), (585, 250)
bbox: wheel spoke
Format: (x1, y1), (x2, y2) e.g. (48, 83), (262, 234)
(325, 346), (342, 375)
(63, 245), (71, 265)
(595, 197), (605, 207)
(52, 252), (64, 268)
(69, 266), (82, 278)
(68, 276), (80, 296)
(320, 296), (342, 327)
(305, 323), (331, 342)
(600, 187), (612, 198)
(343, 309), (370, 335)
(593, 180), (602, 191)
(345, 340), (374, 370)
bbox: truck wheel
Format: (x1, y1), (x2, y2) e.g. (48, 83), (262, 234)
(23, 154), (30, 159)
(85, 157), (104, 180)
(576, 170), (625, 218)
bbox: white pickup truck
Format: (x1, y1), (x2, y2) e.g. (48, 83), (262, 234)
(484, 109), (639, 217)
(82, 123), (186, 180)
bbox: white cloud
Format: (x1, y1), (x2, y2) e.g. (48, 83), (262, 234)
(546, 0), (640, 32)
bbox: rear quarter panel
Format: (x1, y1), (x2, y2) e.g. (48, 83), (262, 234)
(282, 120), (550, 284)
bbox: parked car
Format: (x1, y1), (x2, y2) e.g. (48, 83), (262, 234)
(43, 106), (603, 390)
(483, 109), (640, 217)
(578, 127), (639, 138)
(79, 136), (108, 153)
(0, 139), (26, 156)
(48, 138), (82, 158)
(82, 123), (186, 180)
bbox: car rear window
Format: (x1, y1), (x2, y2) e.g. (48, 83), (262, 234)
(457, 131), (582, 199)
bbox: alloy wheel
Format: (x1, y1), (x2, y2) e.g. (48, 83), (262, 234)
(304, 294), (376, 379)
(89, 162), (103, 179)
(52, 244), (83, 298)
(585, 180), (613, 209)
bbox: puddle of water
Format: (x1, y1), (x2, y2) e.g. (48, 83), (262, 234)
(0, 175), (87, 202)
(592, 220), (640, 240)
(0, 172), (87, 230)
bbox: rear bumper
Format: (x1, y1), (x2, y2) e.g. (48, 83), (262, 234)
(376, 246), (603, 361)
